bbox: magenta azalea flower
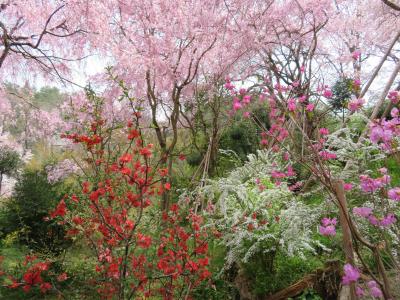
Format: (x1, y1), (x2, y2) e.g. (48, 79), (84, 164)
(342, 264), (360, 285)
(388, 187), (400, 201)
(319, 128), (329, 136)
(353, 207), (372, 218)
(367, 281), (383, 298)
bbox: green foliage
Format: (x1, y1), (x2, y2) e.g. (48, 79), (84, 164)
(0, 169), (72, 254)
(33, 86), (64, 110)
(290, 289), (323, 300)
(244, 252), (323, 296)
(218, 106), (269, 165)
(0, 146), (20, 178)
(331, 77), (355, 111)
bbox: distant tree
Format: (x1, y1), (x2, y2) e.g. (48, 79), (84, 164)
(331, 77), (355, 112)
(33, 87), (65, 110)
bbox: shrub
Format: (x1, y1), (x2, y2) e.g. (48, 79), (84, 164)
(0, 146), (20, 194)
(0, 169), (71, 254)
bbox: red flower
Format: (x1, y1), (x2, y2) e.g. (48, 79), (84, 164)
(50, 200), (67, 218)
(199, 269), (211, 279)
(23, 271), (42, 285)
(137, 233), (152, 249)
(140, 147), (152, 158)
(195, 243), (208, 255)
(170, 203), (179, 212)
(128, 129), (140, 139)
(22, 285), (31, 293)
(159, 168), (168, 177)
(70, 194), (79, 203)
(164, 183), (171, 191)
(57, 273), (68, 282)
(8, 279), (21, 289)
(82, 181), (90, 194)
(185, 260), (199, 272)
(121, 167), (131, 175)
(40, 282), (52, 293)
(119, 153), (132, 163)
(89, 191), (99, 202)
(72, 216), (84, 225)
(197, 257), (209, 267)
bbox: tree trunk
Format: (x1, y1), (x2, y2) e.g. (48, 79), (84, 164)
(333, 179), (357, 300)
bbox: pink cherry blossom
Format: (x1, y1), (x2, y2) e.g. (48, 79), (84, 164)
(291, 81), (299, 88)
(352, 50), (361, 60)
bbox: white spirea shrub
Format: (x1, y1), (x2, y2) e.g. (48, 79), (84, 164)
(187, 150), (328, 269)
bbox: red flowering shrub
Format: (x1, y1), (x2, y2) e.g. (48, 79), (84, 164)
(50, 92), (211, 299)
(0, 255), (54, 295)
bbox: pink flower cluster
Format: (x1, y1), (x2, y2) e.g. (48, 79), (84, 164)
(318, 150), (337, 160)
(46, 159), (82, 184)
(388, 187), (400, 201)
(287, 98), (296, 111)
(348, 97), (364, 112)
(356, 281), (384, 298)
(369, 108), (400, 150)
(343, 183), (353, 191)
(319, 217), (337, 236)
(353, 207), (373, 218)
(388, 90), (399, 104)
(353, 207), (396, 228)
(342, 263), (359, 285)
(352, 50), (361, 60)
(367, 281), (383, 298)
(323, 89), (333, 99)
(359, 172), (390, 193)
(319, 128), (329, 136)
(368, 214), (396, 228)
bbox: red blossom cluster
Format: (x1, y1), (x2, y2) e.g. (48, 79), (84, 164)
(49, 114), (211, 299)
(0, 255), (54, 294)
